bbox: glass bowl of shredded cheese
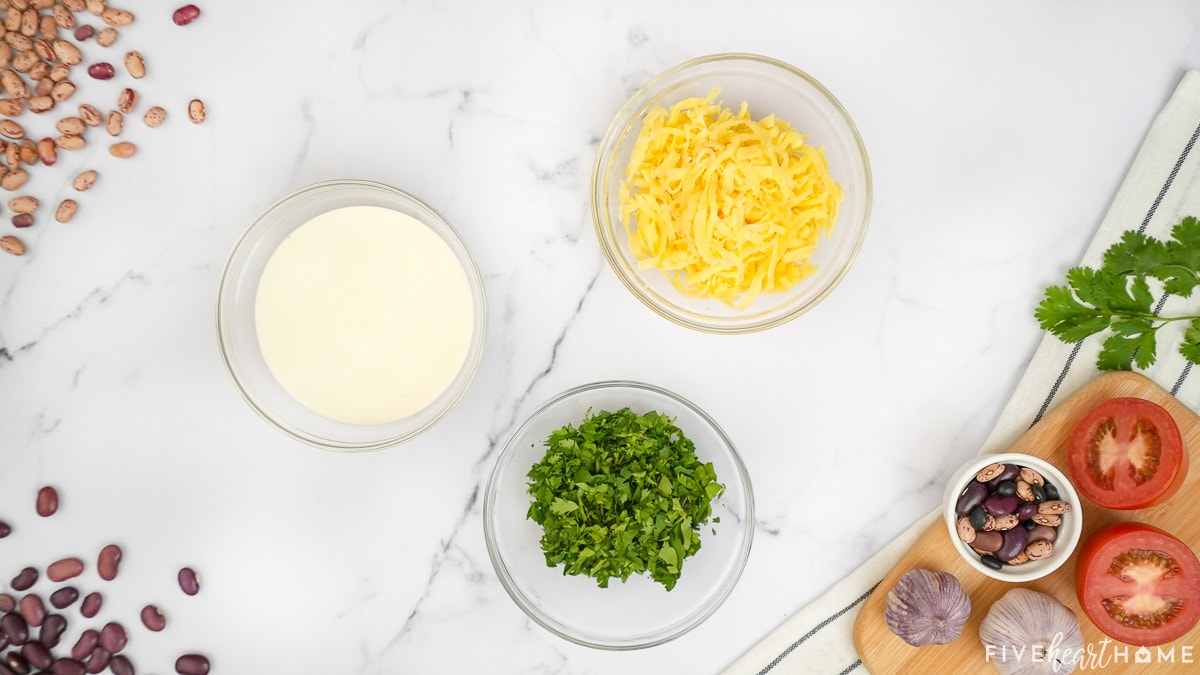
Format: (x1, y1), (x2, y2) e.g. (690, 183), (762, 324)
(592, 53), (872, 333)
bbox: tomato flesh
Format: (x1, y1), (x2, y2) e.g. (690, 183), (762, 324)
(1067, 397), (1187, 510)
(1076, 522), (1200, 646)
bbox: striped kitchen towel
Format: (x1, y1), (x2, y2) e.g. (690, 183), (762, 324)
(723, 68), (1200, 675)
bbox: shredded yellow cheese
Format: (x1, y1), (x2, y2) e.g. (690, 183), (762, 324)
(619, 88), (842, 308)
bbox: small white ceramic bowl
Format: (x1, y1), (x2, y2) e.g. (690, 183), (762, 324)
(943, 452), (1082, 582)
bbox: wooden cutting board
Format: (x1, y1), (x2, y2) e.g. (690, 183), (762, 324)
(854, 371), (1200, 674)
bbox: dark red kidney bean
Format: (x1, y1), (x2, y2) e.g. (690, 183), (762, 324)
(971, 529), (1003, 553)
(954, 480), (988, 516)
(79, 593), (102, 619)
(177, 567), (199, 596)
(82, 648), (109, 675)
(1015, 501), (1040, 522)
(0, 520), (11, 537)
(86, 63), (114, 80)
(0, 594), (14, 612)
(174, 654), (209, 675)
(0, 659), (15, 675)
(139, 605), (165, 632)
(172, 5), (201, 25)
(983, 493), (1019, 517)
(48, 588), (78, 610)
(50, 658), (85, 675)
(98, 622), (125, 653)
(11, 214), (33, 229)
(73, 25), (94, 41)
(4, 652), (29, 675)
(70, 630), (98, 661)
(11, 567), (38, 591)
(1028, 524), (1058, 544)
(36, 486), (59, 517)
(19, 595), (45, 628)
(1, 611), (29, 645)
(996, 525), (1030, 562)
(46, 558), (83, 582)
(108, 655), (134, 675)
(20, 642), (51, 669)
(97, 545), (122, 581)
(986, 463), (1023, 486)
(38, 614), (66, 648)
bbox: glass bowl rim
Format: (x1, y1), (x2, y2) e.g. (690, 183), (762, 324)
(590, 52), (873, 334)
(482, 379), (755, 650)
(216, 178), (487, 452)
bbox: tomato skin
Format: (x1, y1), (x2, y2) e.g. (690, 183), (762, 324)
(1076, 521), (1200, 646)
(1067, 397), (1188, 510)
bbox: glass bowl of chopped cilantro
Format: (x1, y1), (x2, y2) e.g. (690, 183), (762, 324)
(592, 53), (872, 333)
(483, 380), (754, 650)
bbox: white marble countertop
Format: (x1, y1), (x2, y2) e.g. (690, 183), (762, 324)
(2, 1), (1199, 673)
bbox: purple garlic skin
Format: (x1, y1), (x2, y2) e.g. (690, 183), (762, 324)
(885, 568), (972, 647)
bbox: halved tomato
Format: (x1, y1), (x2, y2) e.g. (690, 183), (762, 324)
(1076, 522), (1200, 646)
(1067, 397), (1188, 510)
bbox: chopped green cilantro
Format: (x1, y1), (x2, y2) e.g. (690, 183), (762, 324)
(525, 407), (724, 591)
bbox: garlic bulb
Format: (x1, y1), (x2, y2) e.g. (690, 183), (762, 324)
(980, 588), (1083, 675)
(884, 568), (971, 647)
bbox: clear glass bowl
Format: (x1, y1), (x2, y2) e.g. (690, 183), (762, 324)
(483, 381), (754, 650)
(592, 53), (872, 333)
(216, 179), (487, 451)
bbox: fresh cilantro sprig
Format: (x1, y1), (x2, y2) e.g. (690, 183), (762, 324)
(1035, 215), (1200, 370)
(525, 407), (724, 591)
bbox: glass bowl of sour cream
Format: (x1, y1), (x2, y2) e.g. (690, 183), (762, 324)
(217, 179), (487, 451)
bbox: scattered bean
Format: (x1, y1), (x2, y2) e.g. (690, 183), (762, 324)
(143, 106), (165, 127)
(108, 141), (134, 157)
(18, 594), (44, 627)
(123, 50), (143, 78)
(95, 26), (116, 46)
(70, 630), (98, 661)
(11, 213), (32, 229)
(174, 654), (209, 675)
(1, 611), (29, 646)
(104, 109), (121, 135)
(55, 197), (77, 225)
(9, 195), (38, 213)
(11, 567), (38, 591)
(85, 62), (113, 79)
(36, 486), (58, 516)
(139, 605), (165, 632)
(22, 640), (52, 668)
(46, 557), (83, 582)
(0, 594), (14, 612)
(0, 521), (11, 538)
(83, 648), (110, 673)
(116, 87), (134, 113)
(97, 544), (121, 580)
(187, 98), (204, 124)
(48, 588), (78, 610)
(49, 658), (85, 675)
(71, 169), (97, 191)
(177, 567), (199, 595)
(172, 5), (201, 26)
(109, 655), (134, 675)
(78, 103), (101, 126)
(78, 592), (101, 619)
(98, 622), (125, 653)
(72, 24), (93, 41)
(39, 613), (66, 647)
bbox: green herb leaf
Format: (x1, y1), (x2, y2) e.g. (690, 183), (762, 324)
(525, 407), (724, 591)
(1036, 216), (1200, 371)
